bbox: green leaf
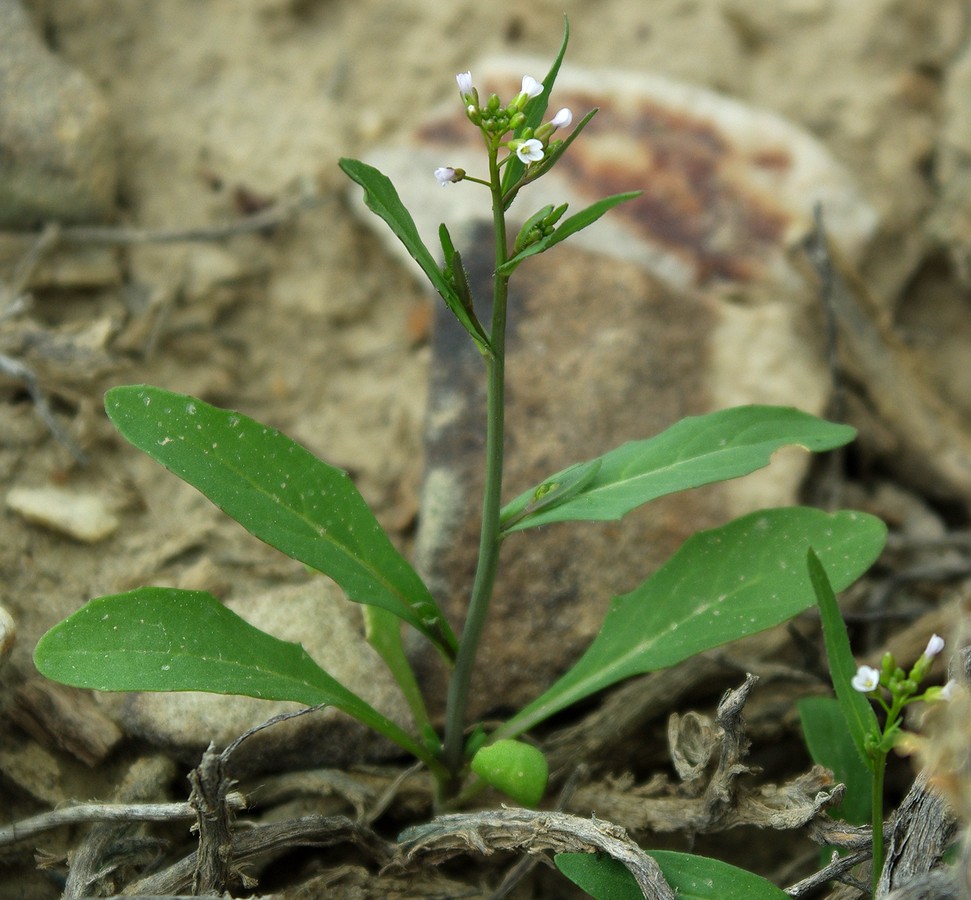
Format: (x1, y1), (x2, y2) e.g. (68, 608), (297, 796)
(33, 588), (436, 768)
(807, 548), (880, 769)
(500, 16), (569, 199)
(470, 739), (549, 807)
(500, 407), (857, 533)
(105, 386), (457, 659)
(500, 458), (602, 530)
(363, 605), (432, 735)
(555, 853), (645, 900)
(340, 158), (492, 355)
(496, 192), (641, 275)
(798, 696), (872, 824)
(556, 850), (791, 899)
(651, 851), (790, 898)
(498, 508), (887, 739)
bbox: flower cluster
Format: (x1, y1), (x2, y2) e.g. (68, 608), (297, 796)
(433, 70), (574, 184)
(852, 633), (957, 703)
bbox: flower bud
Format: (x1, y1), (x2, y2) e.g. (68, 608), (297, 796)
(434, 166), (465, 186)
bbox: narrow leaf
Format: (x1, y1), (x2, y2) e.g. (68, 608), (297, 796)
(34, 588), (433, 766)
(798, 696), (872, 824)
(807, 548), (880, 769)
(498, 508), (886, 739)
(496, 192), (641, 275)
(501, 458), (602, 530)
(105, 386), (457, 659)
(364, 605), (432, 734)
(500, 17), (569, 198)
(501, 406), (857, 533)
(340, 158), (491, 354)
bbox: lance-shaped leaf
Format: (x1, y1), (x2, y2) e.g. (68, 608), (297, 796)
(105, 386), (457, 659)
(33, 588), (439, 771)
(496, 191), (641, 275)
(497, 508), (887, 739)
(500, 17), (569, 199)
(808, 548), (881, 770)
(340, 158), (492, 355)
(500, 406), (856, 533)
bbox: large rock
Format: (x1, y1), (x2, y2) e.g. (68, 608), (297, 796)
(355, 60), (877, 720)
(0, 0), (117, 225)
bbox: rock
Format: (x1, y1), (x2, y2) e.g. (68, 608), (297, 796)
(0, 603), (15, 672)
(354, 60), (877, 720)
(0, 0), (117, 225)
(6, 485), (120, 543)
(112, 581), (412, 776)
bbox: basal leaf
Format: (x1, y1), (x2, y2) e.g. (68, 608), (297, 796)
(501, 407), (856, 533)
(554, 853), (645, 900)
(808, 548), (880, 769)
(798, 695), (872, 824)
(498, 508), (886, 738)
(648, 851), (790, 899)
(33, 588), (435, 768)
(105, 385), (456, 659)
(340, 158), (491, 355)
(556, 850), (792, 899)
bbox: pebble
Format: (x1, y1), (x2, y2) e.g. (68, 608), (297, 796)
(0, 0), (117, 225)
(6, 485), (120, 543)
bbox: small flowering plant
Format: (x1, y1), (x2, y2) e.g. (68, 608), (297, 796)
(35, 22), (888, 896)
(808, 552), (956, 896)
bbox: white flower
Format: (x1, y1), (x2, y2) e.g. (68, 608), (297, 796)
(515, 138), (544, 163)
(434, 167), (457, 186)
(923, 633), (945, 660)
(851, 665), (881, 693)
(520, 75), (543, 99)
(550, 107), (573, 129)
(456, 71), (474, 96)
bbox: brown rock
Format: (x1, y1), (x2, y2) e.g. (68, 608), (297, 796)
(0, 0), (117, 225)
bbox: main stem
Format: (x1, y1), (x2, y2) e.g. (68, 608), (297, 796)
(870, 749), (887, 895)
(442, 147), (509, 784)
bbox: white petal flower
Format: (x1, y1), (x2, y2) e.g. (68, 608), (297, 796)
(434, 167), (457, 186)
(851, 665), (881, 693)
(520, 75), (543, 99)
(456, 71), (474, 96)
(923, 634), (945, 660)
(550, 107), (573, 129)
(515, 138), (544, 163)
(939, 679), (958, 700)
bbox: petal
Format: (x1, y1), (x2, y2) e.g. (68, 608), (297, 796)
(456, 71), (474, 95)
(520, 75), (543, 99)
(550, 107), (573, 129)
(923, 634), (945, 659)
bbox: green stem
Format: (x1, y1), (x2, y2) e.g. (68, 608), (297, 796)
(442, 143), (509, 785)
(871, 748), (886, 896)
